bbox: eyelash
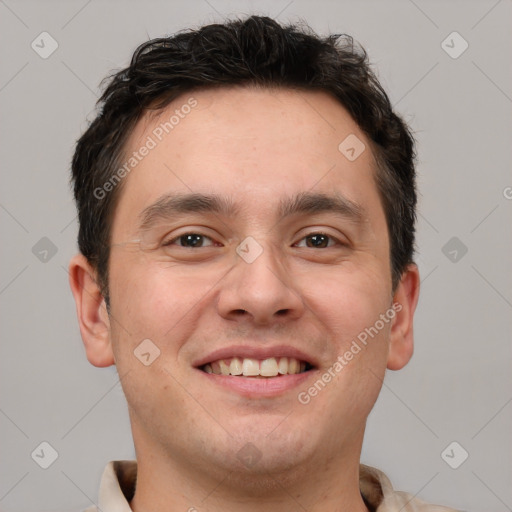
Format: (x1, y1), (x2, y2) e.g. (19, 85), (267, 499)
(162, 232), (345, 249)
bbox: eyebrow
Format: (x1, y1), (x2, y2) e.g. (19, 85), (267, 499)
(137, 191), (365, 233)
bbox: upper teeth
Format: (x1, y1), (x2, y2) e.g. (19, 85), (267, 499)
(203, 357), (307, 377)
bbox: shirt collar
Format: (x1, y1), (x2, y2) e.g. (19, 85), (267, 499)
(94, 460), (457, 512)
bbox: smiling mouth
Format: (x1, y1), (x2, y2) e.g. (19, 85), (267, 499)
(201, 357), (314, 378)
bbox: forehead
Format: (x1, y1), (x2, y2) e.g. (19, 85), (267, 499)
(111, 86), (384, 238)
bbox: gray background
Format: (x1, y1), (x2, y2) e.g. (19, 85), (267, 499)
(1, 0), (511, 510)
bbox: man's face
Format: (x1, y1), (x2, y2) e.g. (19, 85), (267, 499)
(104, 87), (406, 480)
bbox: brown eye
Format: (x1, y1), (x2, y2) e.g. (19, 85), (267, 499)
(163, 233), (215, 248)
(295, 233), (339, 249)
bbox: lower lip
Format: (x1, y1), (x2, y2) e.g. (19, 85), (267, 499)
(196, 369), (316, 397)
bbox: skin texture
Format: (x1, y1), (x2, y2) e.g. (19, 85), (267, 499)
(69, 86), (420, 512)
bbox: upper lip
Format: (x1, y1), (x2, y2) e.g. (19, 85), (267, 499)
(192, 344), (319, 369)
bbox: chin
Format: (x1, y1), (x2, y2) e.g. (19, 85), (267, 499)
(217, 442), (313, 497)
(225, 421), (313, 473)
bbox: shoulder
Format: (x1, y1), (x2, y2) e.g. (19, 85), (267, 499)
(80, 460), (137, 512)
(360, 464), (461, 512)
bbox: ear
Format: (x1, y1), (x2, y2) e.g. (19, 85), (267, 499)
(387, 264), (420, 371)
(68, 253), (115, 367)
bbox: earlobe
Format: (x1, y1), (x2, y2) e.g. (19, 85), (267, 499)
(68, 254), (115, 368)
(387, 264), (420, 371)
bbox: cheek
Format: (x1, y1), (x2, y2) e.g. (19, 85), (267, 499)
(299, 263), (391, 402)
(301, 262), (391, 340)
(108, 257), (221, 346)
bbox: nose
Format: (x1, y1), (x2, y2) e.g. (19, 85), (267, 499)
(216, 240), (305, 325)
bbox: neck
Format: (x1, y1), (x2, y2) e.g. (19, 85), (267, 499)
(129, 432), (369, 512)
